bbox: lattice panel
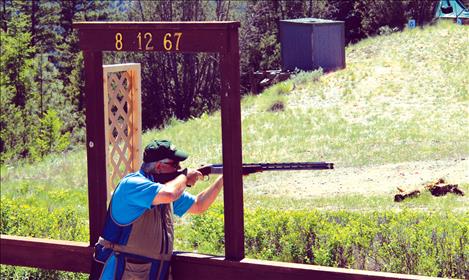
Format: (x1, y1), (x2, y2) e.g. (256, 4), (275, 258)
(103, 64), (142, 196)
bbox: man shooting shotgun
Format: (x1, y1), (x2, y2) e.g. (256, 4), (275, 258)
(198, 161), (334, 178)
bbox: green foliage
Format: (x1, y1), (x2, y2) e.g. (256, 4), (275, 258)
(1, 0), (115, 162)
(105, 1), (235, 129)
(181, 204), (469, 278)
(0, 266), (87, 280)
(0, 13), (39, 162)
(353, 0), (406, 38)
(0, 195), (88, 280)
(0, 196), (88, 241)
(30, 109), (70, 160)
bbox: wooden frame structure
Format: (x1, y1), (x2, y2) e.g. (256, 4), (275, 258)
(103, 63), (142, 196)
(1, 22), (434, 280)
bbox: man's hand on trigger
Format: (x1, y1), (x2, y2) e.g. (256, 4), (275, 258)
(186, 168), (202, 186)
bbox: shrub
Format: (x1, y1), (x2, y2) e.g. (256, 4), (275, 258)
(182, 204), (468, 278)
(0, 197), (88, 279)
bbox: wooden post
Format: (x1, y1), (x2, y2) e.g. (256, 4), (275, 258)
(220, 25), (244, 261)
(83, 51), (107, 279)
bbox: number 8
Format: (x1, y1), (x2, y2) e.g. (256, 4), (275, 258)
(115, 33), (123, 50)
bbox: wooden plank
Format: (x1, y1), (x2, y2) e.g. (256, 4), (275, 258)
(73, 21), (240, 29)
(0, 239), (439, 280)
(219, 25), (244, 261)
(171, 253), (439, 280)
(74, 22), (239, 53)
(0, 235), (92, 273)
(103, 63), (140, 73)
(130, 64), (142, 171)
(103, 65), (112, 198)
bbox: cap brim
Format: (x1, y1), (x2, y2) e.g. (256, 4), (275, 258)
(171, 150), (188, 161)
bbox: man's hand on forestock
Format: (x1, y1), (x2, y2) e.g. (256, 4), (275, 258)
(186, 168), (202, 187)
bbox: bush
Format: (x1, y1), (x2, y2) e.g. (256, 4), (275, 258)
(0, 197), (88, 279)
(182, 204), (468, 278)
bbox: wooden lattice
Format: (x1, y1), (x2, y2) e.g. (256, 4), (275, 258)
(103, 64), (142, 196)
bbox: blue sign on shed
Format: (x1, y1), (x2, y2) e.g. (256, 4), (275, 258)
(279, 18), (345, 72)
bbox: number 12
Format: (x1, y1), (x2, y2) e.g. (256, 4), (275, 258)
(137, 32), (154, 50)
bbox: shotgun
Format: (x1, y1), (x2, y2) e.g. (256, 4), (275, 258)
(198, 161), (334, 177)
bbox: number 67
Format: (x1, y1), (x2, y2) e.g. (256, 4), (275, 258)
(163, 32), (182, 51)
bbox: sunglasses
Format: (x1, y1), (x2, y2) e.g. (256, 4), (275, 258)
(160, 160), (180, 168)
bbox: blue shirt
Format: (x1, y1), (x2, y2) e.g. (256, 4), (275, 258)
(100, 169), (195, 279)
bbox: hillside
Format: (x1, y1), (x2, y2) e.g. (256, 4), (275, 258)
(148, 21), (469, 208)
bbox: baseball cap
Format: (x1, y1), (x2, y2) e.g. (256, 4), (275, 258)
(143, 140), (188, 163)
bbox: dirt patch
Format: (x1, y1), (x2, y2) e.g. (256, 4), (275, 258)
(244, 158), (468, 198)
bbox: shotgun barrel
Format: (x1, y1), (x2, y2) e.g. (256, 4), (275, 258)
(198, 161), (334, 176)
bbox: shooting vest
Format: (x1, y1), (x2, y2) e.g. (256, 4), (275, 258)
(95, 199), (174, 279)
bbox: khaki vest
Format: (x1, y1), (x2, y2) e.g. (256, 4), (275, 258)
(103, 203), (174, 261)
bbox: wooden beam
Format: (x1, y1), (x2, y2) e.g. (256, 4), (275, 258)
(219, 24), (244, 261)
(84, 51), (108, 246)
(1, 239), (438, 280)
(73, 22), (240, 53)
(83, 51), (108, 280)
(0, 235), (92, 273)
(171, 253), (439, 280)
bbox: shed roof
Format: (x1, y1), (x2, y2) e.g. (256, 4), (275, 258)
(280, 18), (344, 25)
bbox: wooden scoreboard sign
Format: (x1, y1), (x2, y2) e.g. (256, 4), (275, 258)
(76, 22), (230, 53)
(0, 21), (431, 280)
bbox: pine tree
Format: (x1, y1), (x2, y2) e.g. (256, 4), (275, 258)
(1, 0), (115, 161)
(30, 109), (70, 160)
(0, 12), (39, 161)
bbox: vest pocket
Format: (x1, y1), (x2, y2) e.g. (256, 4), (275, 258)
(122, 258), (152, 280)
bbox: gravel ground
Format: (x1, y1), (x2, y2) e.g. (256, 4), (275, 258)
(244, 158), (469, 198)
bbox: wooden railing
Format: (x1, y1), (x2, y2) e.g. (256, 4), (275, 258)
(0, 235), (92, 273)
(0, 236), (437, 280)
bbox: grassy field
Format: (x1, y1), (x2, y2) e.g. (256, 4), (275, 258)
(1, 21), (469, 278)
